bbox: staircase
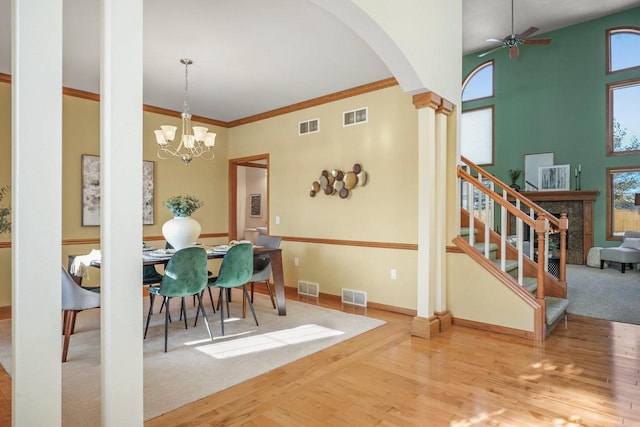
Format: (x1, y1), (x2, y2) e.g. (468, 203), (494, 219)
(456, 156), (569, 340)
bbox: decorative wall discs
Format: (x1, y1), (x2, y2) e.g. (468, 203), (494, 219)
(310, 163), (367, 199)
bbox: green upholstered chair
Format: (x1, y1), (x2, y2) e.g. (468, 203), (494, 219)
(142, 242), (164, 287)
(144, 247), (213, 352)
(159, 241), (211, 315)
(62, 265), (101, 362)
(205, 243), (256, 335)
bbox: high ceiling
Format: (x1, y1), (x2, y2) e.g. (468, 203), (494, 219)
(0, 0), (637, 123)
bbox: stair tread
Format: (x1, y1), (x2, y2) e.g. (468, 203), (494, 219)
(473, 242), (498, 251)
(521, 277), (538, 293)
(460, 227), (478, 237)
(545, 296), (569, 325)
(493, 258), (519, 272)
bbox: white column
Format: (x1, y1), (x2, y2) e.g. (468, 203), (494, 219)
(12, 0), (63, 425)
(415, 95), (438, 320)
(100, 0), (143, 425)
(434, 103), (451, 313)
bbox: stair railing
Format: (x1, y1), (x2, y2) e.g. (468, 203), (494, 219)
(458, 156), (568, 287)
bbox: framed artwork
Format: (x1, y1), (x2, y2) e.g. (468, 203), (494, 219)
(524, 152), (554, 191)
(82, 155), (155, 226)
(538, 164), (570, 191)
(249, 193), (262, 217)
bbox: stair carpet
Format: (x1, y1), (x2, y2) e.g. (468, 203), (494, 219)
(462, 228), (569, 336)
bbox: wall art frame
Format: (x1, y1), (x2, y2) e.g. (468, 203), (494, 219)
(538, 164), (570, 191)
(524, 152), (554, 191)
(82, 154), (155, 226)
(249, 193), (262, 217)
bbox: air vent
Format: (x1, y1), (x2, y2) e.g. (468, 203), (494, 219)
(298, 280), (319, 297)
(299, 119), (319, 135)
(341, 288), (367, 307)
(343, 107), (368, 127)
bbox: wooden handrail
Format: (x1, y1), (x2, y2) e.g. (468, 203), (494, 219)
(458, 166), (536, 228)
(460, 155), (559, 227)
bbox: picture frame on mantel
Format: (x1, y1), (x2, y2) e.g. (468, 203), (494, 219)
(538, 164), (570, 191)
(524, 152), (554, 191)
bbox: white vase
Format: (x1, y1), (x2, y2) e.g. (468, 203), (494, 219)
(162, 216), (201, 250)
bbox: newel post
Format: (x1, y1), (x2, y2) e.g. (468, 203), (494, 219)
(558, 213), (568, 285)
(535, 214), (547, 300)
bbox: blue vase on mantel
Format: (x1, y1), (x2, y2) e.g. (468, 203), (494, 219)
(162, 216), (201, 250)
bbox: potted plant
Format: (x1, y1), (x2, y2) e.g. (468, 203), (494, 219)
(162, 195), (203, 250)
(508, 169), (522, 191)
(0, 185), (10, 234)
(163, 194), (203, 217)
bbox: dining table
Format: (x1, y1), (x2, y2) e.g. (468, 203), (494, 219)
(68, 244), (288, 316)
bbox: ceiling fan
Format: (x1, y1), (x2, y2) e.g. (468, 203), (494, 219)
(478, 0), (552, 59)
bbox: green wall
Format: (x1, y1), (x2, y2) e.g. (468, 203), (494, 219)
(463, 6), (640, 247)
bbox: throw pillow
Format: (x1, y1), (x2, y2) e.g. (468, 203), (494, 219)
(621, 237), (640, 250)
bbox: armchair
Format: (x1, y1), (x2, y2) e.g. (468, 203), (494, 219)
(600, 231), (640, 273)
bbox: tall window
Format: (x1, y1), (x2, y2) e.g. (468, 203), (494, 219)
(607, 167), (640, 239)
(607, 79), (640, 155)
(607, 27), (640, 74)
(461, 61), (494, 165)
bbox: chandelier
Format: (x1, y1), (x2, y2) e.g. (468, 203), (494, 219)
(153, 59), (216, 165)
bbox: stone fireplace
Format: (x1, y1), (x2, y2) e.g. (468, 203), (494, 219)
(517, 190), (599, 265)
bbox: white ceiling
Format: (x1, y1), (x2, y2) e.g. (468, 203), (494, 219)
(0, 0), (637, 123)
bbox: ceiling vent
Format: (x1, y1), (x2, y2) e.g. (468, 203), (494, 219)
(299, 119), (319, 135)
(343, 107), (368, 127)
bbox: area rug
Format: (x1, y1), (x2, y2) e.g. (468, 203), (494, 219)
(566, 264), (640, 325)
(0, 291), (385, 425)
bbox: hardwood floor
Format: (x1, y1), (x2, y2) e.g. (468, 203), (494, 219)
(1, 291), (639, 426)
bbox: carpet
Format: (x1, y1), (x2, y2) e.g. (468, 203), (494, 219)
(566, 264), (640, 325)
(0, 290), (385, 425)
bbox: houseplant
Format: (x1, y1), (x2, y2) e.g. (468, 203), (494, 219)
(162, 195), (203, 250)
(163, 194), (203, 217)
(508, 169), (522, 191)
(0, 185), (10, 234)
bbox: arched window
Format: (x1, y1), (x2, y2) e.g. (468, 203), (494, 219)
(461, 61), (494, 165)
(462, 61), (493, 102)
(607, 27), (640, 74)
(606, 28), (640, 155)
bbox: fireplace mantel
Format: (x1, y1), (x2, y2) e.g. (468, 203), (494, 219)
(518, 190), (599, 203)
(517, 190), (599, 264)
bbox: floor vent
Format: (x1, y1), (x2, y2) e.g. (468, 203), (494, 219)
(298, 280), (319, 297)
(341, 288), (367, 307)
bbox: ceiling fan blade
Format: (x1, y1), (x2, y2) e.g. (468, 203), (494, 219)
(517, 26), (539, 40)
(509, 46), (519, 59)
(478, 45), (505, 58)
(486, 38), (504, 43)
(524, 38), (552, 45)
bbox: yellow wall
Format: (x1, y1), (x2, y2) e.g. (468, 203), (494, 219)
(229, 86), (419, 308)
(0, 83), (11, 303)
(0, 84), (229, 298)
(1, 83), (422, 310)
(447, 253), (534, 332)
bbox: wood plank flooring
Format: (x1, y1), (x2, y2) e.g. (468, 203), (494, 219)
(0, 290), (639, 426)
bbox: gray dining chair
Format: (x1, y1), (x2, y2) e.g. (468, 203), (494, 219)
(247, 235), (282, 311)
(62, 265), (101, 362)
